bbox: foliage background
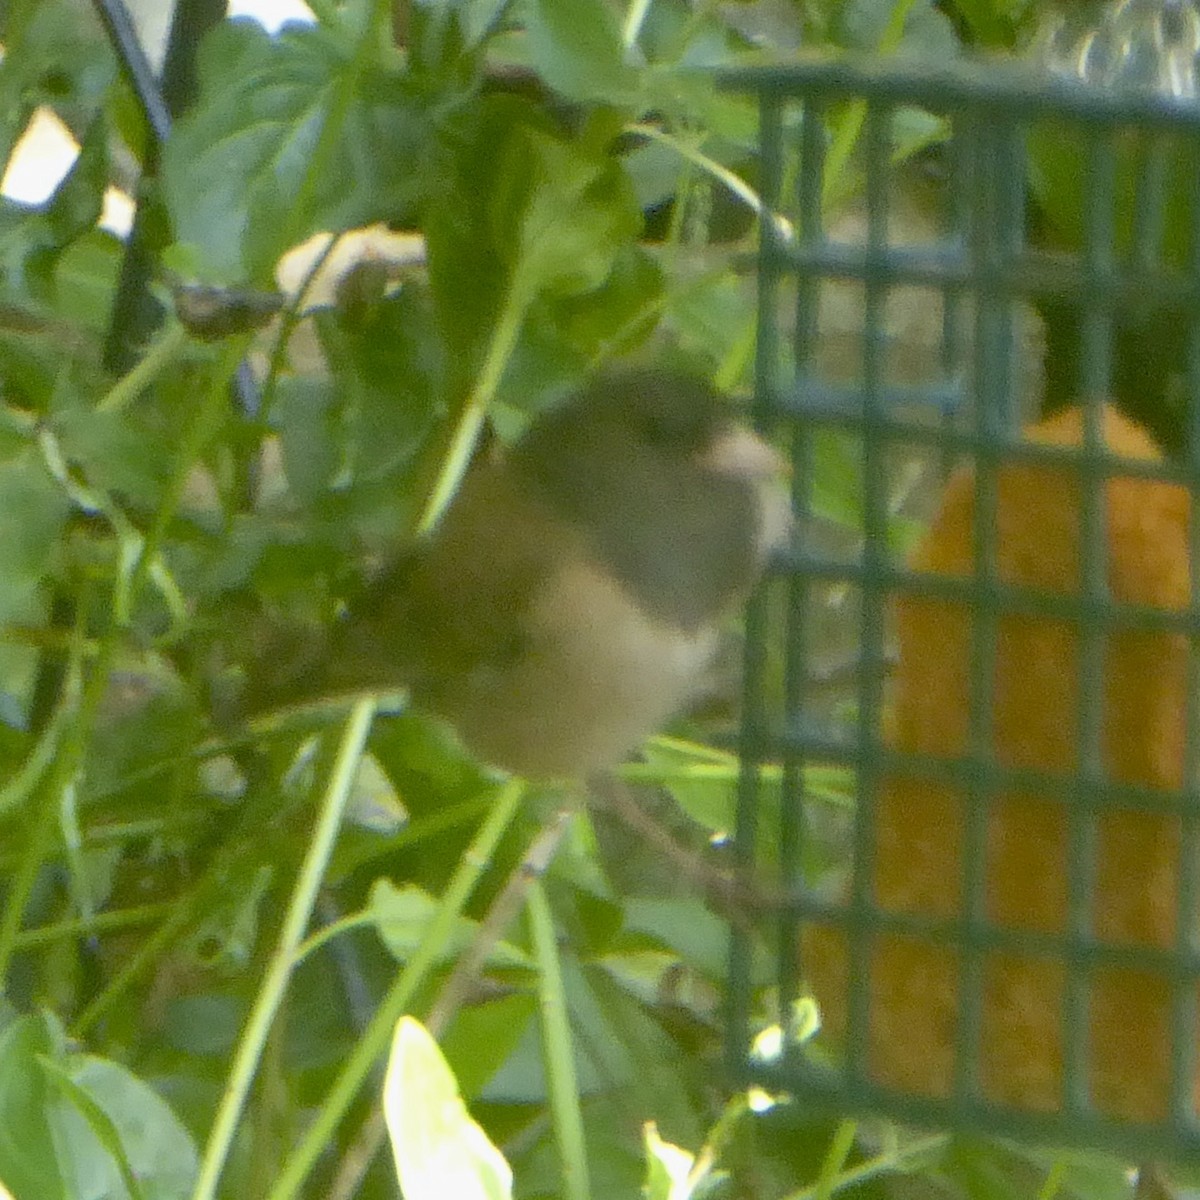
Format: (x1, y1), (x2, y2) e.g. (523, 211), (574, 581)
(0, 0), (1180, 1197)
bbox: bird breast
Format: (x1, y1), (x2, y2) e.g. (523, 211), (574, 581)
(447, 554), (720, 779)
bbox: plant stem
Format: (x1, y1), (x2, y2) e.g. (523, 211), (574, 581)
(787, 1132), (949, 1200)
(529, 879), (591, 1200)
(625, 123), (794, 242)
(1037, 1156), (1068, 1200)
(127, 338), (247, 616)
(416, 286), (527, 535)
(97, 322), (190, 414)
(263, 776), (526, 1200)
(821, 0), (920, 211)
(13, 903), (169, 951)
(191, 699), (376, 1200)
(326, 804), (575, 1200)
(622, 0), (652, 48)
(813, 1119), (857, 1200)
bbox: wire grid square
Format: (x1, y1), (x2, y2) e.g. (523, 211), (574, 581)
(722, 58), (1200, 1162)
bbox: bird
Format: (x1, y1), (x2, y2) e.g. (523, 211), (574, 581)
(246, 366), (791, 779)
(802, 403), (1196, 1123)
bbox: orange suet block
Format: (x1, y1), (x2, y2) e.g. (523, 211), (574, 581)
(803, 405), (1196, 1121)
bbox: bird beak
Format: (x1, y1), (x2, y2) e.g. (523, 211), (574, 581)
(704, 426), (793, 560)
(702, 426), (789, 483)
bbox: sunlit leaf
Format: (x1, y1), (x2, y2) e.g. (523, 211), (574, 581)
(383, 1016), (513, 1200)
(643, 1121), (695, 1200)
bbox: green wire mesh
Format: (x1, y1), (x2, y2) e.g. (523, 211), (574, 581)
(723, 56), (1200, 1162)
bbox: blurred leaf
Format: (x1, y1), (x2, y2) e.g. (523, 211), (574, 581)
(51, 403), (174, 511)
(162, 21), (430, 280)
(86, 669), (202, 807)
(1029, 125), (1200, 271)
(42, 116), (108, 251)
(0, 448), (70, 625)
(367, 880), (533, 969)
(621, 899), (729, 981)
(1013, 1144), (1134, 1200)
(837, 0), (958, 58)
(638, 740), (744, 836)
(421, 95), (549, 377)
(486, 959), (701, 1141)
(623, 140), (685, 210)
(497, 126), (643, 306)
(383, 1016), (514, 1200)
(440, 993), (538, 1100)
(52, 232), (122, 334)
(0, 3), (116, 168)
(44, 1054), (199, 1200)
(525, 0), (640, 104)
(0, 118), (110, 312)
(952, 0), (1034, 47)
(189, 863), (274, 969)
(310, 285), (443, 498)
(162, 994), (242, 1059)
(942, 1136), (1068, 1200)
(344, 751), (409, 834)
(42, 1060), (145, 1200)
(0, 1014), (66, 1200)
(663, 268), (752, 372)
(550, 244), (663, 359)
(274, 375), (340, 505)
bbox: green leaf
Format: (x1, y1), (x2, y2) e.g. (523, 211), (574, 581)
(549, 244), (663, 359)
(637, 739), (744, 836)
(837, 0), (958, 58)
(162, 22), (429, 280)
(52, 231), (122, 334)
(274, 375), (340, 505)
(42, 116), (108, 251)
(85, 668), (202, 809)
(40, 1059), (146, 1200)
(0, 1014), (66, 1200)
(0, 114), (111, 308)
(0, 448), (70, 688)
(308, 286), (443, 500)
(366, 880), (533, 969)
(43, 1055), (199, 1200)
(439, 994), (537, 1100)
(0, 448), (69, 593)
(383, 1016), (513, 1200)
(524, 0), (639, 104)
(162, 995), (242, 1059)
(51, 403), (173, 512)
(663, 269), (753, 373)
(343, 750), (410, 834)
(1007, 1143), (1133, 1200)
(422, 95), (545, 376)
(0, 2), (116, 170)
(1029, 124), (1200, 271)
(497, 126), (642, 305)
(621, 898), (729, 980)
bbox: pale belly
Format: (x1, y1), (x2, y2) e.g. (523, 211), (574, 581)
(447, 558), (720, 778)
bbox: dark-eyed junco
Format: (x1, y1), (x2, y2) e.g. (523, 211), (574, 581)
(253, 367), (790, 778)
